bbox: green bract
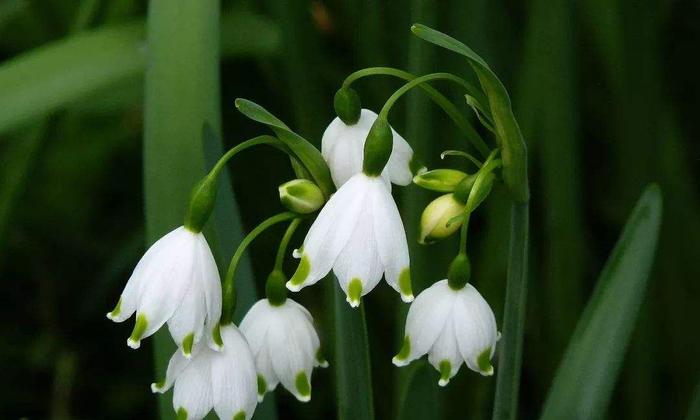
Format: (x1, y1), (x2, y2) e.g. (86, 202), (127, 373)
(413, 169), (470, 192)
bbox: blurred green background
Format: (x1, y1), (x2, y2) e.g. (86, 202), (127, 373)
(1, 0), (698, 419)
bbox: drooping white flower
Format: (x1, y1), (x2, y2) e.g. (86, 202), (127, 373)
(322, 109), (416, 188)
(106, 226), (222, 356)
(151, 325), (258, 420)
(240, 298), (327, 402)
(393, 280), (499, 386)
(287, 173), (413, 306)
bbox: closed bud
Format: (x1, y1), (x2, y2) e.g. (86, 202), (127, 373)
(413, 169), (470, 192)
(419, 194), (466, 244)
(466, 171), (495, 213)
(333, 87), (361, 125)
(279, 179), (325, 214)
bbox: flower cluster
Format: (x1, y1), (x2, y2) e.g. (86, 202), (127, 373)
(108, 60), (508, 418)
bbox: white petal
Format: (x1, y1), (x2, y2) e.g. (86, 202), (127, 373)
(196, 234), (222, 350)
(453, 284), (499, 376)
(428, 315), (462, 386)
(151, 346), (196, 393)
(288, 175), (367, 291)
(385, 126), (414, 186)
(167, 276), (206, 356)
(172, 349), (214, 420)
(333, 200), (383, 304)
(369, 178), (412, 301)
(395, 280), (455, 365)
(108, 227), (183, 322)
(322, 110), (376, 188)
(211, 326), (258, 420)
(240, 300), (281, 396)
(268, 308), (315, 401)
(133, 228), (198, 342)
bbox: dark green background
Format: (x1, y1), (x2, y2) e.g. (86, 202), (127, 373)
(1, 0), (698, 419)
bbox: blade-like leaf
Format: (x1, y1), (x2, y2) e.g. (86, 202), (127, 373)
(234, 98), (334, 198)
(411, 23), (529, 203)
(334, 281), (374, 420)
(396, 361), (442, 420)
(540, 184), (663, 420)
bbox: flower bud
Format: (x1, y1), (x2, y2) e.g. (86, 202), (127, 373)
(419, 194), (466, 244)
(333, 87), (361, 125)
(279, 179), (325, 214)
(413, 169), (470, 192)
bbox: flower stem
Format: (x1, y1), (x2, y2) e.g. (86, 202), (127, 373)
(207, 135), (285, 180)
(342, 67), (489, 158)
(274, 218), (302, 270)
(220, 212), (297, 325)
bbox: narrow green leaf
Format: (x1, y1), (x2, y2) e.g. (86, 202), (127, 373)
(686, 379), (700, 420)
(492, 202), (529, 420)
(0, 11), (279, 134)
(143, 1), (221, 419)
(411, 23), (529, 203)
(540, 185), (663, 420)
(334, 281), (374, 420)
(234, 98), (334, 198)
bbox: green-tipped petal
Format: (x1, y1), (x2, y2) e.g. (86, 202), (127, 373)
(287, 254), (310, 291)
(438, 360), (452, 386)
(176, 407), (188, 420)
(257, 375), (267, 402)
(181, 333), (194, 357)
(233, 411), (246, 420)
(294, 371), (311, 402)
(398, 268), (414, 302)
(346, 278), (363, 308)
(476, 348), (494, 376)
(106, 298), (122, 320)
(127, 314), (148, 349)
(392, 336), (412, 366)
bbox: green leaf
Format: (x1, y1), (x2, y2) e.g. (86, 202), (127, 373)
(492, 202), (529, 420)
(143, 1), (221, 419)
(334, 281), (374, 420)
(411, 23), (529, 203)
(539, 184), (663, 420)
(396, 361), (442, 420)
(234, 98), (334, 198)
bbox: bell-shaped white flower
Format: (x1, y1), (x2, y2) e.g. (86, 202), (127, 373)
(106, 226), (222, 356)
(287, 173), (413, 306)
(322, 109), (416, 188)
(393, 280), (499, 386)
(240, 298), (327, 402)
(151, 325), (258, 420)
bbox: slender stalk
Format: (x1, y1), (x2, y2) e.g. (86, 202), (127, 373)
(343, 67), (489, 157)
(274, 218), (302, 270)
(207, 135), (283, 179)
(220, 212), (297, 325)
(143, 1), (221, 418)
(492, 202), (529, 420)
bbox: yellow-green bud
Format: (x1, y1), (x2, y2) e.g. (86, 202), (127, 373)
(419, 193), (466, 244)
(334, 88), (361, 125)
(279, 179), (325, 214)
(413, 169), (470, 192)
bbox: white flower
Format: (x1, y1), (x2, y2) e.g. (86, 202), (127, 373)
(106, 226), (222, 356)
(322, 109), (416, 188)
(393, 280), (499, 386)
(287, 173), (413, 306)
(240, 298), (327, 402)
(151, 325), (258, 420)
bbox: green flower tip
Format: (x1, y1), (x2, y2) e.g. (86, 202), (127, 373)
(212, 323), (224, 350)
(398, 268), (414, 303)
(294, 371), (311, 402)
(316, 348), (329, 368)
(287, 255), (310, 291)
(477, 348), (494, 376)
(346, 278), (363, 308)
(392, 336), (411, 367)
(181, 333), (194, 358)
(233, 411), (246, 420)
(106, 298), (122, 320)
(127, 314), (148, 349)
(257, 375), (267, 402)
(176, 407), (188, 420)
(150, 380), (165, 393)
(438, 360), (452, 387)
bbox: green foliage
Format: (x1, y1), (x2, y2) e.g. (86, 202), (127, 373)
(540, 185), (662, 419)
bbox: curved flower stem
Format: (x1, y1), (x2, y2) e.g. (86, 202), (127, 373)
(274, 217), (302, 270)
(207, 135), (287, 179)
(342, 67), (490, 158)
(220, 212), (297, 325)
(458, 150), (501, 254)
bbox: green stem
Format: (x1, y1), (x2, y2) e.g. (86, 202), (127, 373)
(492, 202), (529, 420)
(208, 135), (285, 179)
(274, 218), (302, 270)
(220, 212), (297, 325)
(342, 66), (490, 157)
(458, 211), (472, 255)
